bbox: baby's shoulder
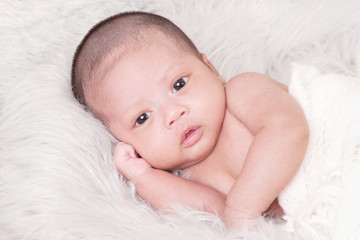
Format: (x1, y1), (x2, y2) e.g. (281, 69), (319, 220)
(225, 72), (287, 103)
(225, 72), (266, 108)
(225, 72), (276, 91)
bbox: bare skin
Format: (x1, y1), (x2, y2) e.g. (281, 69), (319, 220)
(89, 32), (309, 228)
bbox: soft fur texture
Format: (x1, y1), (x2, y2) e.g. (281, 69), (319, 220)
(1, 1), (360, 239)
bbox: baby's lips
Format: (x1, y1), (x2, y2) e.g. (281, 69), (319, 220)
(181, 126), (202, 147)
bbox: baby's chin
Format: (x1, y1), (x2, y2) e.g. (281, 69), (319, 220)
(173, 158), (204, 170)
(173, 151), (213, 170)
(146, 155), (202, 171)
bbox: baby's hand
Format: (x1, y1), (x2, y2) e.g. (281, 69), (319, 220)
(114, 142), (152, 184)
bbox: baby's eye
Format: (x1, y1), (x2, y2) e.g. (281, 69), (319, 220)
(135, 112), (151, 126)
(172, 77), (188, 93)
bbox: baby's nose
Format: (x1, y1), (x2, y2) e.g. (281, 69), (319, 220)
(165, 104), (188, 128)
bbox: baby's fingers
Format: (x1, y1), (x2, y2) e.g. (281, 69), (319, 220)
(113, 142), (152, 182)
(114, 142), (137, 161)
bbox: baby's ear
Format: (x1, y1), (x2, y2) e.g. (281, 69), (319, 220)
(200, 53), (226, 84)
(200, 53), (219, 75)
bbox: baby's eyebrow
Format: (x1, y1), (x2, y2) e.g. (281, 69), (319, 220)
(154, 60), (186, 84)
(122, 100), (141, 118)
(155, 65), (175, 84)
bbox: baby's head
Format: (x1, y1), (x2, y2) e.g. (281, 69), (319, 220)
(72, 12), (226, 170)
(72, 12), (199, 109)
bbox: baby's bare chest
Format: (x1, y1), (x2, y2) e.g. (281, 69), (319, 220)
(187, 110), (254, 195)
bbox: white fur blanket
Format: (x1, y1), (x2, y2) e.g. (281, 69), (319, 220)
(1, 1), (360, 239)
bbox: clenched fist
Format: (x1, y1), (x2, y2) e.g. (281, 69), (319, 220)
(113, 142), (153, 184)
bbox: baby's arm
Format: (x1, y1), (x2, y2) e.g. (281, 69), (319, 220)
(223, 73), (309, 227)
(114, 142), (226, 215)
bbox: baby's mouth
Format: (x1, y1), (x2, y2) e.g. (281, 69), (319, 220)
(181, 126), (202, 147)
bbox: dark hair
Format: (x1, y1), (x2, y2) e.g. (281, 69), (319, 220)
(71, 11), (199, 106)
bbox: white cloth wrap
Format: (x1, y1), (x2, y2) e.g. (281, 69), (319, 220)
(279, 64), (360, 239)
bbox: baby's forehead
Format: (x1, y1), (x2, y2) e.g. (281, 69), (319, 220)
(99, 31), (185, 77)
(90, 29), (197, 101)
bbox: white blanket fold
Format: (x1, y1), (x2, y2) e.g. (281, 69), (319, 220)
(280, 64), (360, 239)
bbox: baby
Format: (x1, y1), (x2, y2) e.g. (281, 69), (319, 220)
(71, 11), (309, 228)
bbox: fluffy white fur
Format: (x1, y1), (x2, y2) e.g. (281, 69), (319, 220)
(1, 0), (360, 239)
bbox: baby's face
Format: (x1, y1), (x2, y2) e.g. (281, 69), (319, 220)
(94, 36), (226, 170)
